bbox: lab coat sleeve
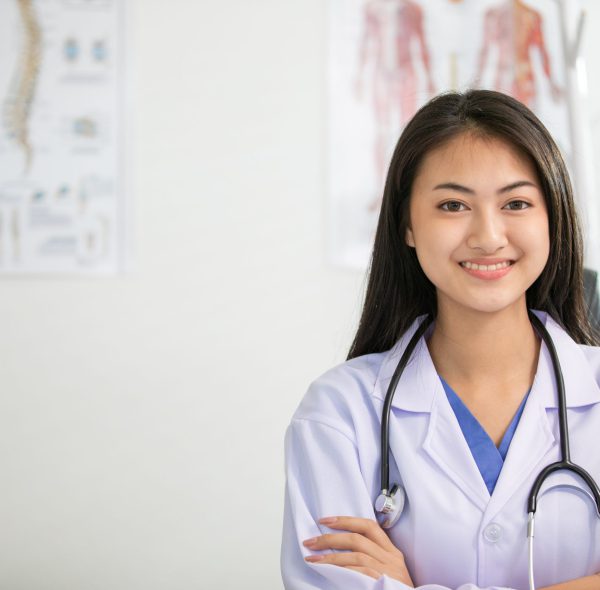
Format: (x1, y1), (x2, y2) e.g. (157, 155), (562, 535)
(281, 417), (516, 590)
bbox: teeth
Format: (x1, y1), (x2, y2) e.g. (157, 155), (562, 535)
(461, 261), (512, 271)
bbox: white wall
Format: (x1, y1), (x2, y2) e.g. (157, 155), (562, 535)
(1, 2), (600, 589)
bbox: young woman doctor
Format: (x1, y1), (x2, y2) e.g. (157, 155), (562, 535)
(281, 90), (600, 590)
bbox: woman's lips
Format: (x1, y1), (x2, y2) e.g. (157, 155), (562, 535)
(459, 260), (515, 280)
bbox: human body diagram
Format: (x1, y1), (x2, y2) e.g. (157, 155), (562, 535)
(355, 0), (435, 206)
(475, 0), (562, 107)
(354, 0), (563, 210)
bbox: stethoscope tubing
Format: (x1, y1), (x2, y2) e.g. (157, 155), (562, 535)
(378, 311), (600, 589)
(379, 310), (600, 515)
(526, 312), (600, 515)
(379, 314), (433, 495)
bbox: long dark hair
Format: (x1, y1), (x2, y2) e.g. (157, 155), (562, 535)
(348, 89), (599, 359)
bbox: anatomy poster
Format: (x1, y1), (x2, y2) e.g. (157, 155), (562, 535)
(328, 0), (572, 268)
(0, 0), (129, 274)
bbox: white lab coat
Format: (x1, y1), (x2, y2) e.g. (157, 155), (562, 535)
(281, 311), (600, 590)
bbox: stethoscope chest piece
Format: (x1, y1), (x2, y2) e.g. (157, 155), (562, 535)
(375, 484), (405, 529)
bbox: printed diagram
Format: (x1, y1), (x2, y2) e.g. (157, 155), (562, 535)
(3, 0), (42, 174)
(355, 0), (435, 206)
(327, 0), (570, 269)
(64, 36), (110, 64)
(0, 0), (127, 274)
(475, 0), (562, 107)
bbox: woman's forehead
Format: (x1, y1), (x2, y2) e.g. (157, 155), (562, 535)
(415, 133), (539, 184)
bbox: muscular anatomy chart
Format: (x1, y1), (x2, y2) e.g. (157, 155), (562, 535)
(0, 0), (128, 274)
(328, 0), (571, 269)
(356, 0), (435, 205)
(475, 0), (562, 107)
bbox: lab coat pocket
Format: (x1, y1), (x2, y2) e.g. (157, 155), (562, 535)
(533, 471), (600, 583)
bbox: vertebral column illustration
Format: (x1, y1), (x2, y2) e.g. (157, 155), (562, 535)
(3, 0), (42, 173)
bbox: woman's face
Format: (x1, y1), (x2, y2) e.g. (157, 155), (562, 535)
(406, 132), (550, 317)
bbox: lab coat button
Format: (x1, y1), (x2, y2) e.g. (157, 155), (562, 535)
(483, 523), (502, 543)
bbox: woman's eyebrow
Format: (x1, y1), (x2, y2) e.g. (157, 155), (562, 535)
(433, 182), (475, 194)
(433, 180), (538, 194)
(497, 180), (538, 193)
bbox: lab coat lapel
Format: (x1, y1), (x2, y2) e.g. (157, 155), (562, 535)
(376, 316), (491, 512)
(420, 362), (491, 513)
(484, 311), (600, 521)
(484, 384), (556, 521)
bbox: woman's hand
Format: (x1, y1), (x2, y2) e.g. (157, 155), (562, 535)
(540, 573), (600, 590)
(303, 516), (414, 586)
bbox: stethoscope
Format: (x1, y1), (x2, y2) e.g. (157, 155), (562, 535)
(374, 311), (600, 590)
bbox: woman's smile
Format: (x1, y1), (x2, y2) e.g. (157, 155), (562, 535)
(459, 259), (515, 280)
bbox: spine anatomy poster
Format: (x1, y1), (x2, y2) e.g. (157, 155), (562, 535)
(0, 0), (129, 274)
(328, 0), (577, 269)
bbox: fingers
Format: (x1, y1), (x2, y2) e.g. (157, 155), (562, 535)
(302, 516), (414, 586)
(318, 516), (397, 552)
(304, 548), (411, 585)
(304, 531), (390, 564)
(305, 549), (385, 573)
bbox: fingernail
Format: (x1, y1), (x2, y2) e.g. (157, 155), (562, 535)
(319, 517), (337, 525)
(303, 538), (318, 546)
(305, 555), (324, 562)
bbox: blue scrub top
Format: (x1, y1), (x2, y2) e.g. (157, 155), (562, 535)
(439, 376), (530, 495)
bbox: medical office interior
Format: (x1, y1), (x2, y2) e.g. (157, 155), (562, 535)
(2, 1), (600, 589)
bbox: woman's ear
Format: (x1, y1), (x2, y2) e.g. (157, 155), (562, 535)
(405, 226), (415, 248)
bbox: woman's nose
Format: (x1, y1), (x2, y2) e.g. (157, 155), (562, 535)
(466, 211), (509, 253)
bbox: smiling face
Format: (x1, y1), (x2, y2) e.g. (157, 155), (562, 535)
(405, 132), (550, 318)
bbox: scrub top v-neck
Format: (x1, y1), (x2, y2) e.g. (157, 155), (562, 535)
(439, 376), (530, 495)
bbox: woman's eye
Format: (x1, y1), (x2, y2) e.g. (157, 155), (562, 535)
(504, 200), (530, 210)
(440, 201), (466, 212)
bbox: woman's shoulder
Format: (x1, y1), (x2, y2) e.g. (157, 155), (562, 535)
(290, 349), (390, 438)
(289, 315), (429, 437)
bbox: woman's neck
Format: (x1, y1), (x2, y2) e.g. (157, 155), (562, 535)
(427, 303), (541, 389)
